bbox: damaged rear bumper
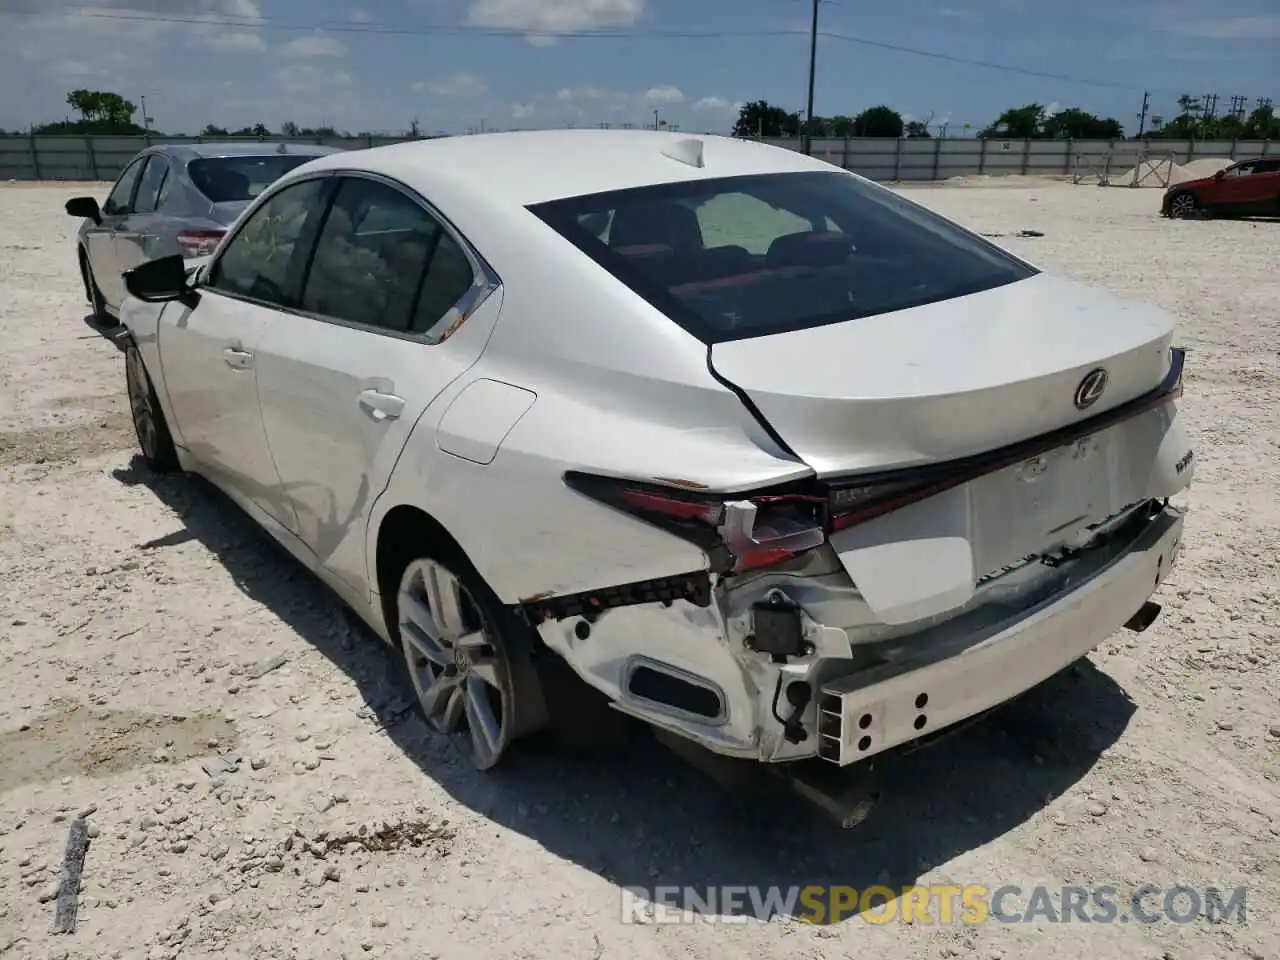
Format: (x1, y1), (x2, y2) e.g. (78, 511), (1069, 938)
(522, 498), (1184, 765)
(815, 501), (1183, 765)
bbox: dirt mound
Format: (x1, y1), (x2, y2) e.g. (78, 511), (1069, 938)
(1169, 157), (1233, 184)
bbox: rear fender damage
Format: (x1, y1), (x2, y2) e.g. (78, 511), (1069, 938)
(513, 559), (858, 763)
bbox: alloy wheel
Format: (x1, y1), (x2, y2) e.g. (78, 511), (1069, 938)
(397, 558), (514, 770)
(1169, 193), (1198, 219)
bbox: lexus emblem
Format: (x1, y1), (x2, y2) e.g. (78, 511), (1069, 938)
(1073, 368), (1108, 410)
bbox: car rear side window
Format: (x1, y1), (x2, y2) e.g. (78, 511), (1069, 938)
(188, 155), (316, 203)
(103, 157), (147, 216)
(132, 156), (170, 214)
(529, 171), (1038, 344)
(207, 178), (328, 306)
(300, 176), (464, 334)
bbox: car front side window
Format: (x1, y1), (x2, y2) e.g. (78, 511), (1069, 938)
(103, 157), (148, 216)
(206, 178), (329, 307)
(300, 176), (456, 334)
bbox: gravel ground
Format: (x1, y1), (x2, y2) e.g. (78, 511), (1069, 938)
(1, 180), (1277, 960)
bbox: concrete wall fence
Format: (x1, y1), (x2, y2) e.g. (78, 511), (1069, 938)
(0, 132), (1274, 184)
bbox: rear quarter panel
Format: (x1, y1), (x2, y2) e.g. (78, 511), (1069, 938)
(363, 199), (815, 603)
(120, 296), (186, 449)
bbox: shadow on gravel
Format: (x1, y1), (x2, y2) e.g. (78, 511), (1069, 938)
(113, 456), (1137, 924)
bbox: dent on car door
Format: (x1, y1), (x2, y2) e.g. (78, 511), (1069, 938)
(115, 154), (171, 278)
(252, 174), (494, 597)
(89, 156), (147, 310)
(160, 176), (334, 528)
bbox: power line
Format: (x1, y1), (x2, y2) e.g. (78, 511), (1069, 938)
(0, 6), (1188, 95)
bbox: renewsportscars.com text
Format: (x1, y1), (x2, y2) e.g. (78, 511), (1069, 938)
(620, 884), (1249, 926)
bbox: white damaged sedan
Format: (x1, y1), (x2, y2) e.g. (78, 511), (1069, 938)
(117, 130), (1194, 800)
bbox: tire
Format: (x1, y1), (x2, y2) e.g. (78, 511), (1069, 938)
(124, 339), (180, 472)
(1167, 191), (1200, 220)
(79, 248), (115, 325)
(394, 554), (549, 769)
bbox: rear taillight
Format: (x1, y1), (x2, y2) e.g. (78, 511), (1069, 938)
(176, 229), (225, 257)
(564, 472), (827, 574)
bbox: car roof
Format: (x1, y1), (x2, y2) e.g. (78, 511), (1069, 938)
(293, 129), (838, 206)
(147, 141), (342, 162)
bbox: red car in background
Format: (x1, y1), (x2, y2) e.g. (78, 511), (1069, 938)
(1162, 156), (1280, 219)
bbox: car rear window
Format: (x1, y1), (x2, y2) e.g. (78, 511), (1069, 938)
(188, 155), (317, 203)
(528, 171), (1038, 344)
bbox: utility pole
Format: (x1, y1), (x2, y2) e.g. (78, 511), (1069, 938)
(139, 95), (152, 133)
(1136, 90), (1149, 137)
(1202, 93), (1218, 118)
(1228, 95), (1247, 120)
(802, 0), (819, 155)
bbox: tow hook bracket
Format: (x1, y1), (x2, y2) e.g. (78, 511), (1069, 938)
(746, 597), (808, 660)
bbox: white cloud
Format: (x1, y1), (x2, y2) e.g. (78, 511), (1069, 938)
(512, 102), (536, 119)
(645, 85), (685, 105)
(692, 96), (732, 112)
(347, 7), (372, 22)
(1165, 15), (1280, 39)
(281, 31), (346, 57)
(1044, 101), (1062, 117)
(466, 0), (645, 44)
(412, 72), (488, 98)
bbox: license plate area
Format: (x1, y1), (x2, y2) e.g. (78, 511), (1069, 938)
(968, 433), (1117, 575)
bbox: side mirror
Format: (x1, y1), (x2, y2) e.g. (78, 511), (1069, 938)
(1213, 169), (1226, 180)
(124, 254), (198, 305)
(65, 196), (102, 224)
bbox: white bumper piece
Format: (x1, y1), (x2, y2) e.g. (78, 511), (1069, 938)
(817, 504), (1183, 765)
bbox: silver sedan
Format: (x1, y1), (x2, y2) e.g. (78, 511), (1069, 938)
(65, 141), (340, 322)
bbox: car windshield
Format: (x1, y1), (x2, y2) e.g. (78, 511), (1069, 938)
(529, 171), (1038, 343)
(187, 155), (317, 203)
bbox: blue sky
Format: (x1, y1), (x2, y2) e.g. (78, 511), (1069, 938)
(0, 0), (1275, 136)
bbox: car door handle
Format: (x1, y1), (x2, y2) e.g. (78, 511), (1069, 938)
(357, 388), (405, 421)
(223, 347), (253, 370)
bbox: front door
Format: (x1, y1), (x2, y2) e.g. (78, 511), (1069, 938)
(88, 155), (148, 311)
(160, 176), (332, 527)
(252, 173), (495, 596)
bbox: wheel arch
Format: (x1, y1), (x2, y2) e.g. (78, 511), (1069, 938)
(373, 504), (475, 646)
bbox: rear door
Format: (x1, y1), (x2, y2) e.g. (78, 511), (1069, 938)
(252, 172), (498, 597)
(114, 152), (171, 276)
(1240, 158), (1280, 213)
(88, 155), (148, 310)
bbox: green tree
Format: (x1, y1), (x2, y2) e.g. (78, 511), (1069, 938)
(980, 103), (1045, 138)
(852, 105), (905, 138)
(1042, 107), (1124, 139)
(1242, 104), (1279, 139)
(904, 119), (932, 138)
(66, 89), (137, 125)
(733, 100), (800, 138)
(201, 124), (229, 136)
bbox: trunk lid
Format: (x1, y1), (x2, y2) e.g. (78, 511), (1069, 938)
(709, 272), (1174, 476)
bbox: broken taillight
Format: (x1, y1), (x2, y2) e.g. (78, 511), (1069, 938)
(564, 472), (827, 574)
(176, 229), (226, 257)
